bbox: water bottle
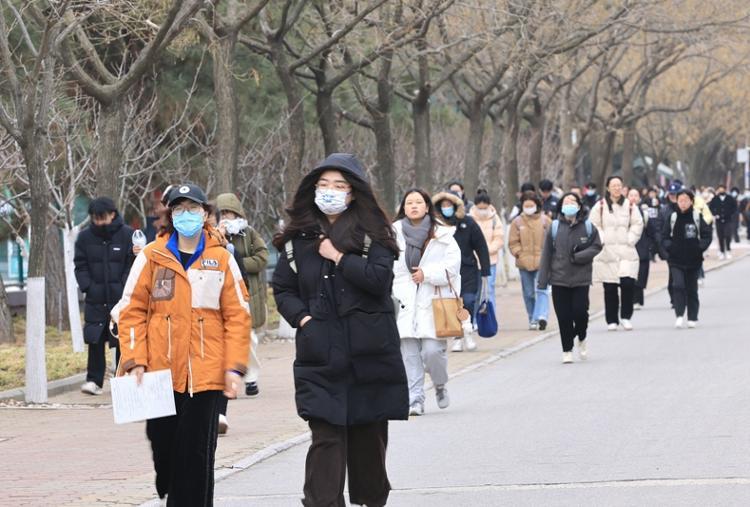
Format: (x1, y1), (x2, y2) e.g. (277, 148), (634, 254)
(132, 229), (147, 249)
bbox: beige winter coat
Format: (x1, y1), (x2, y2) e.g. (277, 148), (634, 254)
(468, 205), (504, 265)
(590, 197), (644, 283)
(508, 212), (550, 272)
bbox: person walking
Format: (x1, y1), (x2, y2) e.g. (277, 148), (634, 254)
(539, 179), (559, 218)
(538, 193), (602, 363)
(709, 184), (738, 260)
(74, 197), (136, 395)
(583, 182), (600, 209)
(628, 189), (659, 310)
(271, 153), (408, 507)
(468, 189), (504, 314)
(111, 183), (252, 506)
(508, 191), (551, 330)
(659, 189), (713, 328)
(214, 193), (269, 435)
(393, 189), (462, 416)
(590, 176), (644, 331)
(432, 190), (491, 352)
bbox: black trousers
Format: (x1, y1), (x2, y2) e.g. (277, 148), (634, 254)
(603, 277), (635, 324)
(146, 390), (222, 506)
(86, 333), (120, 387)
(670, 266), (700, 321)
(716, 222), (732, 252)
(303, 419), (390, 507)
(551, 286), (590, 353)
(634, 259), (650, 306)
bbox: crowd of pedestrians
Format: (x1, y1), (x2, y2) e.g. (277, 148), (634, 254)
(70, 151), (749, 506)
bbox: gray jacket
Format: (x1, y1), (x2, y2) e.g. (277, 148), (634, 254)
(538, 218), (603, 288)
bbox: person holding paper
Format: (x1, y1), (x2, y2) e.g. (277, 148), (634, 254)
(111, 183), (251, 506)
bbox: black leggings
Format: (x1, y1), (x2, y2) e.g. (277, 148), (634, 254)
(603, 277), (635, 324)
(670, 266), (700, 321)
(146, 390), (222, 506)
(716, 222), (732, 253)
(552, 286), (590, 352)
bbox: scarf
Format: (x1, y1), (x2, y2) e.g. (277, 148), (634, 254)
(401, 216), (431, 270)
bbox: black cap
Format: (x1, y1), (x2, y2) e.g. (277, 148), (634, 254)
(167, 183), (207, 206)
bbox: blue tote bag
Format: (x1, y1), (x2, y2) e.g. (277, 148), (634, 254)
(476, 277), (498, 338)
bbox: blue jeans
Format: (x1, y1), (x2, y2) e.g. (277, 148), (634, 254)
(519, 269), (549, 323)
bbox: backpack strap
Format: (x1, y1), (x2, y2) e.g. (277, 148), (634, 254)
(585, 219), (593, 238)
(284, 240), (297, 274)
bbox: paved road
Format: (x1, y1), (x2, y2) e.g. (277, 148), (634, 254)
(213, 256), (750, 507)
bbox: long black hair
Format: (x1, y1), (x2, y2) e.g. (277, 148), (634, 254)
(604, 175), (625, 209)
(273, 169), (399, 257)
(556, 192), (588, 222)
(395, 188), (445, 235)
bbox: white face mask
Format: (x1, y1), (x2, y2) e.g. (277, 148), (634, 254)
(315, 189), (350, 215)
(523, 206), (537, 215)
(476, 208), (492, 218)
(221, 217), (248, 235)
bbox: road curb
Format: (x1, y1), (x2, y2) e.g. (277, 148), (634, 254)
(0, 372), (86, 402)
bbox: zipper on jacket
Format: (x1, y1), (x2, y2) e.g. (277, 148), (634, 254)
(187, 353), (194, 398)
(198, 316), (205, 359)
(165, 315), (172, 362)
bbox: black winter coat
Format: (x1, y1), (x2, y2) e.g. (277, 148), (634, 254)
(448, 216), (491, 295)
(708, 194), (738, 224)
(271, 231), (409, 426)
(660, 208), (712, 269)
(635, 205), (660, 261)
(74, 216), (135, 344)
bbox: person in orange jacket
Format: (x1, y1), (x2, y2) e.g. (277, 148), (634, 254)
(111, 183), (251, 506)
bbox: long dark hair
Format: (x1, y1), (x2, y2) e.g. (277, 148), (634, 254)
(395, 188), (442, 225)
(604, 175), (625, 209)
(273, 169), (399, 256)
(556, 192), (588, 222)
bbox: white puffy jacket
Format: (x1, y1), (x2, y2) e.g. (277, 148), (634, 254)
(590, 198), (644, 283)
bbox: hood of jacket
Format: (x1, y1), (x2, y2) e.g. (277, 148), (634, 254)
(432, 191), (466, 220)
(216, 193), (246, 219)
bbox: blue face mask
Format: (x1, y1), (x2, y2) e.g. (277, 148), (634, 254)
(173, 212), (204, 237)
(561, 204), (580, 217)
(441, 206), (455, 218)
(586, 190), (596, 197)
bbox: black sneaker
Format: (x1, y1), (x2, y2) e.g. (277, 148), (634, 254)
(538, 319), (547, 331)
(245, 382), (259, 397)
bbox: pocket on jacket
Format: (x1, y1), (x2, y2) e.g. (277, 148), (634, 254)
(348, 312), (396, 357)
(188, 269), (224, 310)
(83, 322), (106, 344)
(295, 320), (330, 365)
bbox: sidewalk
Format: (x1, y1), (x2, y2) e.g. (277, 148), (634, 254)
(0, 246), (744, 506)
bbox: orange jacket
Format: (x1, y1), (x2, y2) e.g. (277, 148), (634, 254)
(111, 226), (251, 395)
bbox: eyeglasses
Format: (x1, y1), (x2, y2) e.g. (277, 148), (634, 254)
(172, 204), (203, 216)
(316, 182), (351, 193)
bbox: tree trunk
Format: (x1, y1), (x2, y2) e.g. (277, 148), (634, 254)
(372, 55), (396, 214)
(590, 127), (616, 190)
(412, 88), (432, 190)
(45, 225), (69, 330)
(527, 97), (544, 184)
(272, 46), (305, 200)
(620, 123), (636, 186)
(0, 275), (13, 344)
(487, 115), (504, 210)
(463, 100), (486, 199)
(502, 105), (520, 202)
(316, 87), (339, 155)
(211, 34), (239, 193)
(96, 100), (125, 203)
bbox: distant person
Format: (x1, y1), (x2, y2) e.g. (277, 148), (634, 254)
(508, 191), (551, 330)
(393, 188), (461, 416)
(741, 191), (750, 241)
(628, 189), (658, 309)
(539, 179), (559, 218)
(659, 189), (712, 328)
(509, 182), (537, 220)
(433, 190), (491, 352)
(570, 185), (583, 198)
(448, 180), (474, 213)
(731, 187), (741, 243)
(271, 154), (408, 507)
(583, 182), (599, 209)
(74, 197), (136, 395)
(468, 190), (504, 311)
(214, 193), (269, 435)
(708, 184), (737, 259)
(538, 193), (602, 363)
(590, 176), (643, 331)
(111, 183), (252, 505)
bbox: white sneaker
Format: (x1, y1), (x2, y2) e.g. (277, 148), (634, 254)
(562, 352), (574, 364)
(687, 321), (697, 329)
(578, 339), (587, 360)
(464, 333), (477, 352)
(621, 319), (633, 331)
(633, 304), (642, 311)
(529, 322), (539, 331)
(726, 252), (733, 259)
(218, 414), (229, 435)
(409, 402), (424, 416)
(436, 386), (450, 409)
(675, 316), (684, 329)
(80, 381), (103, 395)
(451, 338), (463, 352)
(607, 323), (618, 332)
(718, 252), (726, 260)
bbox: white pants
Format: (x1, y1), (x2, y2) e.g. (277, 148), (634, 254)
(246, 330), (260, 383)
(400, 338), (448, 405)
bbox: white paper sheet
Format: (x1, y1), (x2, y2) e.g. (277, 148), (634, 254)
(111, 369), (176, 424)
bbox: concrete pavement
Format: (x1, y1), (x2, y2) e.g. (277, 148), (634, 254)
(213, 255), (750, 506)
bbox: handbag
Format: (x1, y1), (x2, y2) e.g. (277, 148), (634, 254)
(432, 270), (469, 338)
(476, 277), (498, 338)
